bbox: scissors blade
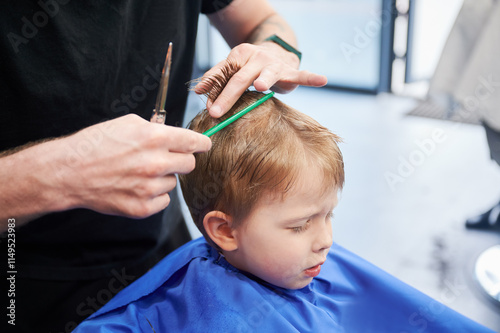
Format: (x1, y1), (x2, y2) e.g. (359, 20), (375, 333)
(151, 42), (172, 124)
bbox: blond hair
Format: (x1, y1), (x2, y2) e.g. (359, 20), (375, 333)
(180, 62), (344, 248)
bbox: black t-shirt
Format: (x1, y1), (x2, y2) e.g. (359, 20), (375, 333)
(0, 0), (231, 280)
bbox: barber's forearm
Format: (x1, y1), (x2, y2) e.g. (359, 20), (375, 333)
(245, 13), (297, 47)
(0, 140), (72, 232)
(208, 0), (298, 49)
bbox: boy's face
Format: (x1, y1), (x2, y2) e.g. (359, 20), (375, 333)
(228, 166), (338, 290)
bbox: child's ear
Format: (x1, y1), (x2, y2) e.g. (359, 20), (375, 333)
(203, 211), (238, 252)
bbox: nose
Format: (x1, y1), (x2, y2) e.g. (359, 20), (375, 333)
(312, 220), (333, 253)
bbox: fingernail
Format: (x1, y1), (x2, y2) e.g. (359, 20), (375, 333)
(257, 78), (267, 86)
(254, 78), (269, 91)
(210, 105), (221, 117)
(194, 82), (206, 94)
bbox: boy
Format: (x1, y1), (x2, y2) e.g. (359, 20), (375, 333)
(74, 64), (494, 332)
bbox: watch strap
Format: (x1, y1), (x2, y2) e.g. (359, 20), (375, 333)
(264, 34), (302, 62)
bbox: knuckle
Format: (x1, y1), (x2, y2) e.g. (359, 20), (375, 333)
(127, 113), (141, 120)
(122, 113), (143, 125)
(133, 182), (154, 198)
(185, 134), (201, 152)
(231, 43), (252, 57)
(127, 201), (152, 219)
(230, 72), (248, 87)
(264, 64), (281, 78)
(162, 195), (171, 209)
(165, 175), (178, 191)
(184, 154), (196, 173)
(254, 47), (271, 59)
(126, 194), (170, 218)
(137, 162), (163, 177)
(145, 126), (167, 147)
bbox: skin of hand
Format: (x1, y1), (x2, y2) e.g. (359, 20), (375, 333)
(195, 0), (328, 118)
(0, 114), (211, 231)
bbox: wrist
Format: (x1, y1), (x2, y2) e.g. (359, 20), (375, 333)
(42, 139), (80, 211)
(23, 139), (78, 213)
(263, 34), (302, 62)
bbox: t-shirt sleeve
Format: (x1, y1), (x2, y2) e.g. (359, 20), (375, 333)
(201, 0), (233, 14)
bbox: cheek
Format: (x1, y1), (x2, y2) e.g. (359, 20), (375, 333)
(248, 228), (294, 255)
(242, 229), (293, 262)
(254, 236), (305, 272)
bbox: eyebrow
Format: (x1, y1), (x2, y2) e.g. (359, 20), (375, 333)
(280, 215), (312, 226)
(280, 208), (335, 226)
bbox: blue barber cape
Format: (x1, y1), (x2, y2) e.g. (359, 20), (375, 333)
(74, 237), (494, 332)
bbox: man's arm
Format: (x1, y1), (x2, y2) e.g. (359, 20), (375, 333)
(0, 140), (65, 229)
(195, 0), (328, 117)
(0, 114), (211, 233)
(207, 0), (296, 49)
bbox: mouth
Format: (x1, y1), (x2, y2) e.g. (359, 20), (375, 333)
(304, 261), (325, 278)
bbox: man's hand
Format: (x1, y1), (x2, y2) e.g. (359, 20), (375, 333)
(194, 42), (327, 118)
(58, 114), (212, 218)
(0, 114), (212, 230)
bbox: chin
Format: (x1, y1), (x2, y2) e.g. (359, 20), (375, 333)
(278, 278), (313, 290)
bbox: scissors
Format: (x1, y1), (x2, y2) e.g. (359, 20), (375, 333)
(150, 42), (173, 124)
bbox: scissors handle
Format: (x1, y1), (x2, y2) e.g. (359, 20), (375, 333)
(151, 109), (167, 124)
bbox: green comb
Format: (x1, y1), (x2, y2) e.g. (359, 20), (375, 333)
(203, 91), (275, 137)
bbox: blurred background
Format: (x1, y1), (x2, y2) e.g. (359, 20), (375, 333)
(182, 0), (500, 330)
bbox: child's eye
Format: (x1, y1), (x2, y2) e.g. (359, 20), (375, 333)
(326, 211), (334, 220)
(292, 226), (304, 233)
(291, 220), (310, 233)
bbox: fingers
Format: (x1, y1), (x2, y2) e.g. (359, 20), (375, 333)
(253, 65), (280, 92)
(209, 67), (326, 117)
(133, 175), (177, 198)
(146, 152), (197, 176)
(124, 192), (171, 219)
(308, 73), (328, 87)
(70, 116), (212, 220)
(282, 70), (328, 88)
(116, 175), (175, 219)
(208, 66), (260, 117)
(120, 114), (212, 153)
(147, 192), (171, 216)
(135, 126), (210, 176)
(193, 58), (229, 95)
(160, 126), (212, 153)
(255, 69), (328, 93)
(194, 43), (328, 118)
(155, 175), (177, 195)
